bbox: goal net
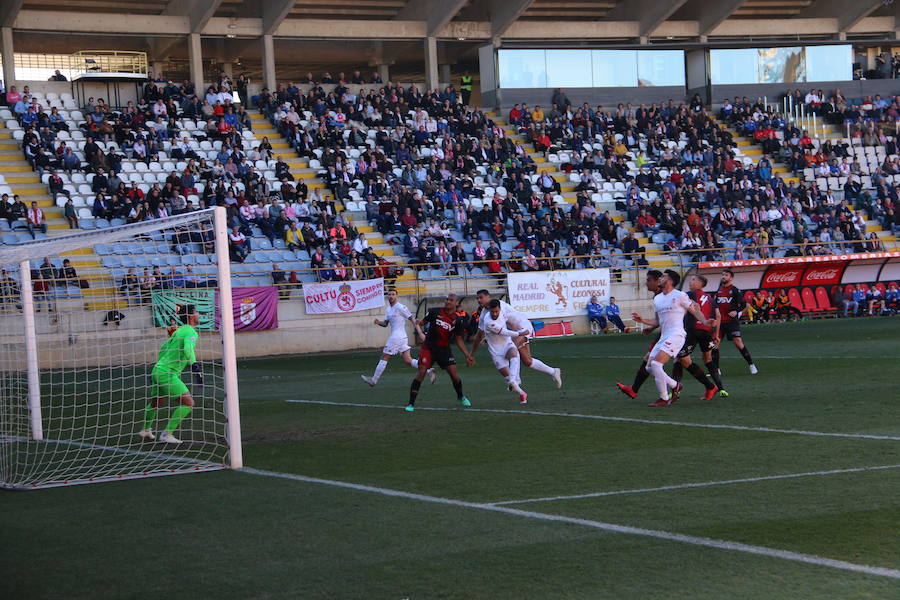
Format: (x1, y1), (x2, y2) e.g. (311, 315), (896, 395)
(0, 207), (242, 490)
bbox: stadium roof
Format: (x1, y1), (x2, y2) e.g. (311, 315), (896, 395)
(4, 1), (899, 78)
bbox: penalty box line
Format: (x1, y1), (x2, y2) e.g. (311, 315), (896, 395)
(238, 466), (900, 581)
(490, 463), (900, 506)
(285, 399), (900, 442)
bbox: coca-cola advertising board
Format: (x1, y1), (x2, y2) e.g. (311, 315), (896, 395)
(801, 265), (845, 286)
(760, 268), (803, 288)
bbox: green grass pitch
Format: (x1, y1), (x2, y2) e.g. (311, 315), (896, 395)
(1, 317), (899, 599)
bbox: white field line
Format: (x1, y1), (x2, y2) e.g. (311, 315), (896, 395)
(555, 355), (880, 360)
(285, 399), (900, 442)
(238, 466), (900, 581)
(490, 464), (900, 506)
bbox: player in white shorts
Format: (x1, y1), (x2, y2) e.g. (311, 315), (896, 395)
(470, 299), (529, 404)
(631, 270), (714, 407)
(475, 289), (562, 388)
(362, 289), (435, 386)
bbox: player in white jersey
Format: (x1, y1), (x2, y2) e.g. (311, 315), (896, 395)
(362, 289), (435, 386)
(631, 270), (714, 407)
(470, 299), (529, 404)
(475, 289), (562, 388)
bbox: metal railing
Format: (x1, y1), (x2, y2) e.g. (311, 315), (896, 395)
(220, 237), (889, 297)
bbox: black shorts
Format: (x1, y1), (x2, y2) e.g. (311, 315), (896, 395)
(677, 329), (715, 358)
(720, 320), (742, 340)
(419, 344), (455, 370)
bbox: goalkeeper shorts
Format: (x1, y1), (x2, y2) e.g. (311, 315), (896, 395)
(150, 371), (189, 399)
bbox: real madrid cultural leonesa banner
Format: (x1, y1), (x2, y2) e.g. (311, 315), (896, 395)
(507, 269), (610, 319)
(303, 278), (385, 314)
(216, 286), (279, 331)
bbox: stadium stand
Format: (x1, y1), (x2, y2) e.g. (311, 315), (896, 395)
(4, 74), (900, 310)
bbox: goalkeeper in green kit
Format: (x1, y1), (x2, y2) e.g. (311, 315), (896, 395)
(138, 304), (201, 445)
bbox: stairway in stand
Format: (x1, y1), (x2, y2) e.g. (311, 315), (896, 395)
(721, 120), (898, 253)
(484, 110), (672, 269)
(249, 110), (430, 293)
(0, 126), (114, 309)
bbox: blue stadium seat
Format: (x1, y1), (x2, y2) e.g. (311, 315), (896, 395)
(2, 233), (17, 245)
(102, 257), (120, 268)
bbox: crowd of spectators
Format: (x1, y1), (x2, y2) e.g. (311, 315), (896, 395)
(8, 69), (899, 281)
(254, 78), (666, 274)
(723, 90), (900, 249)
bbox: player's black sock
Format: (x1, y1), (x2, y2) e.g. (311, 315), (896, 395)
(408, 379), (422, 406)
(632, 361), (649, 391)
(739, 346), (754, 365)
(672, 362), (684, 383)
(711, 347), (720, 368)
(452, 378), (464, 400)
(706, 361), (725, 390)
(687, 363), (714, 389)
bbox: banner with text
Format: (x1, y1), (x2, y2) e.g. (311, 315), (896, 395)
(217, 286), (279, 332)
(303, 278), (385, 314)
(507, 269), (610, 319)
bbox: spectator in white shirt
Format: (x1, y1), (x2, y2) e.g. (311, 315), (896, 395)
(152, 99), (167, 118)
(352, 233), (369, 254)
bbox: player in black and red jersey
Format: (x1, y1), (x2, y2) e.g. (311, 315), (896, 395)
(672, 274), (726, 400)
(715, 269), (758, 375)
(406, 293), (473, 412)
(615, 270), (663, 399)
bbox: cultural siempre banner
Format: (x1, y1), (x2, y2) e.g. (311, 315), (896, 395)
(507, 269), (610, 319)
(151, 289), (216, 331)
(217, 286), (279, 332)
(303, 278), (385, 314)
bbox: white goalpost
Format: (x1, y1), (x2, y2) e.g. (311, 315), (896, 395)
(0, 207), (242, 489)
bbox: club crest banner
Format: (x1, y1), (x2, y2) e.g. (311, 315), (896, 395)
(217, 286), (279, 331)
(507, 269), (610, 319)
(303, 278), (385, 314)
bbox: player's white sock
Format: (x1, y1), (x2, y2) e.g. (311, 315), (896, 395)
(647, 360), (676, 398)
(508, 355), (521, 383)
(372, 360), (388, 383)
(410, 359), (419, 369)
(506, 375), (524, 395)
(529, 358), (555, 376)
